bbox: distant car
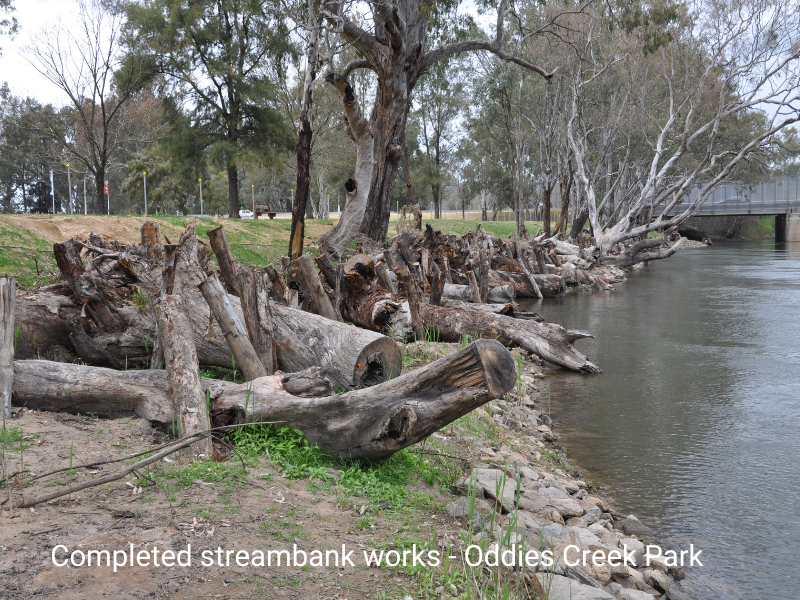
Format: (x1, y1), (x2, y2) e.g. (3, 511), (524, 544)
(239, 209), (254, 219)
(715, 195), (747, 204)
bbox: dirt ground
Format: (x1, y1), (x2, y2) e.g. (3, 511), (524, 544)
(0, 409), (462, 600)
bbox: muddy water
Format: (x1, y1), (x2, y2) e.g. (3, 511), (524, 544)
(522, 241), (800, 600)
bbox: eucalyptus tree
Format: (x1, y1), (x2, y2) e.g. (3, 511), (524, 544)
(125, 0), (296, 218)
(317, 0), (558, 254)
(564, 0), (800, 263)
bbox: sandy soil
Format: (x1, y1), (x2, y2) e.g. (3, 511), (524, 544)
(0, 409), (458, 600)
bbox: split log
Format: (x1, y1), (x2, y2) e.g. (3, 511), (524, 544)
(414, 304), (599, 373)
(265, 264), (287, 302)
(207, 225), (239, 295)
(297, 252), (338, 320)
(13, 286), (81, 360)
(270, 303), (402, 389)
(395, 266), (424, 340)
(198, 275), (268, 381)
(478, 249), (490, 303)
(236, 269), (277, 374)
(467, 269), (481, 304)
(517, 257), (543, 299)
(157, 295), (210, 456)
(0, 277), (15, 417)
(375, 262), (398, 294)
(12, 339), (514, 461)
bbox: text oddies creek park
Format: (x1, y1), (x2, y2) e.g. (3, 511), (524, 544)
(51, 543), (702, 573)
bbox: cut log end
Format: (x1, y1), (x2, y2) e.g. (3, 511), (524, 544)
(354, 337), (403, 388)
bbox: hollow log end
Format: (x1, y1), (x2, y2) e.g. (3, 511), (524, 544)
(473, 339), (517, 398)
(354, 337), (403, 388)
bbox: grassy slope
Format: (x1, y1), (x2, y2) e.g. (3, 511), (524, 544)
(0, 214), (547, 289)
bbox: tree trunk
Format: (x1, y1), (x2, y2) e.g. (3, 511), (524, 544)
(415, 304), (599, 373)
(198, 275), (267, 381)
(429, 272), (444, 306)
(490, 269), (565, 297)
(141, 222), (163, 259)
(0, 277), (15, 417)
(157, 295), (211, 456)
(270, 303), (402, 389)
(289, 0), (322, 260)
(236, 269), (277, 374)
(395, 266), (424, 340)
(543, 183), (552, 236)
(227, 164), (239, 218)
(12, 339), (514, 461)
(319, 74), (374, 257)
(207, 225), (239, 295)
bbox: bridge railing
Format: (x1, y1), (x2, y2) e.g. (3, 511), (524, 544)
(665, 175), (800, 215)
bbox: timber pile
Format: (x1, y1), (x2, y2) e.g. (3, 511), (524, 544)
(3, 220), (605, 467)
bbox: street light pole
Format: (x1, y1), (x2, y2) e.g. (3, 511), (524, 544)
(143, 171), (147, 216)
(66, 163), (72, 214)
(199, 178), (204, 216)
(251, 184), (255, 217)
(291, 188), (294, 210)
(327, 194), (330, 218)
(49, 170), (55, 214)
(83, 178), (87, 215)
(106, 181), (110, 215)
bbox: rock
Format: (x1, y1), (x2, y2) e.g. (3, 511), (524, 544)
(586, 496), (610, 512)
(461, 468), (517, 512)
(605, 581), (624, 598)
(535, 574), (615, 600)
(643, 568), (671, 592)
(567, 513), (599, 528)
(541, 486), (571, 500)
(542, 506), (566, 524)
(669, 565), (686, 581)
(537, 424), (559, 441)
(519, 466), (540, 481)
(619, 589), (657, 600)
(575, 488), (588, 500)
(576, 479), (587, 489)
(518, 493), (548, 512)
(561, 479), (580, 494)
(619, 515), (654, 538)
(646, 552), (669, 574)
(550, 497), (586, 518)
(447, 497), (471, 518)
(619, 537), (645, 566)
(666, 582), (696, 600)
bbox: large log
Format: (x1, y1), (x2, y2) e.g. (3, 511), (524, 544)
(297, 252), (338, 320)
(157, 295), (210, 456)
(1, 277), (15, 416)
(490, 270), (565, 298)
(12, 339), (514, 461)
(270, 303), (402, 389)
(416, 304), (599, 373)
(236, 269), (277, 374)
(443, 283), (516, 304)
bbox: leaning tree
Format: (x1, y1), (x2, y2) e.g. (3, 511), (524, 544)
(317, 0), (559, 256)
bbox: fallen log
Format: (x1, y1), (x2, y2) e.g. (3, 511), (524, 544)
(207, 225), (239, 295)
(415, 304), (599, 373)
(236, 269), (277, 374)
(270, 303), (402, 389)
(438, 298), (544, 322)
(12, 339), (515, 461)
(157, 295), (210, 456)
(443, 283), (516, 304)
(1, 277), (15, 416)
(490, 270), (565, 298)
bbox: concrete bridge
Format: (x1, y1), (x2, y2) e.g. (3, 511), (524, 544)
(662, 175), (800, 241)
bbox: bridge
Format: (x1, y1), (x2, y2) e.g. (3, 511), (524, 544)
(662, 175), (800, 241)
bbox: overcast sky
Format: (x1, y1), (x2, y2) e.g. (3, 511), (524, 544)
(0, 0), (78, 105)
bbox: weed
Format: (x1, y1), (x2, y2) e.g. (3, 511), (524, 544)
(132, 288), (148, 311)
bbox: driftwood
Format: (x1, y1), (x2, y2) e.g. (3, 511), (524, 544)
(198, 274), (267, 381)
(491, 270), (565, 298)
(0, 277), (15, 417)
(416, 304), (599, 373)
(236, 269), (277, 374)
(12, 339), (515, 461)
(157, 295), (210, 456)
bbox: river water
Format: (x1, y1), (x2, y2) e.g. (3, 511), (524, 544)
(524, 241), (800, 600)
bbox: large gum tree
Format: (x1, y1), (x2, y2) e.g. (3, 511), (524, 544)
(318, 0), (555, 255)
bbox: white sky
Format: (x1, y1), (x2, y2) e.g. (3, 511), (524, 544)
(1, 0), (85, 105)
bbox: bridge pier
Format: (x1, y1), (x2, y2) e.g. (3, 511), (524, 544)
(776, 214), (800, 242)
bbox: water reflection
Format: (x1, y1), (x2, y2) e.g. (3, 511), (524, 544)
(520, 241), (800, 600)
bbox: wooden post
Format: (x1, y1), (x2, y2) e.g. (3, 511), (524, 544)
(297, 253), (338, 321)
(198, 275), (268, 381)
(236, 269), (277, 374)
(0, 277), (15, 417)
(156, 295), (211, 456)
(441, 256), (453, 284)
(429, 271), (445, 306)
(207, 225), (239, 296)
(395, 266), (424, 340)
(141, 222), (163, 259)
(265, 265), (287, 302)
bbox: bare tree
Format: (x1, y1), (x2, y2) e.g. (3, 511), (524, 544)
(23, 0), (144, 213)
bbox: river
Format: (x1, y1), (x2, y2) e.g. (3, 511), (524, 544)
(524, 241), (800, 600)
